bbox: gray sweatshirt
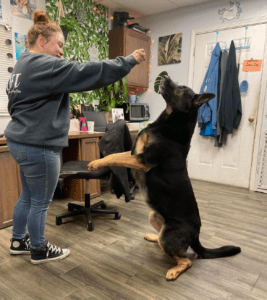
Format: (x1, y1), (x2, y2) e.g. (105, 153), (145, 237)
(4, 52), (137, 147)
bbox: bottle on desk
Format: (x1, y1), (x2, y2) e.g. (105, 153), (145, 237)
(79, 106), (88, 132)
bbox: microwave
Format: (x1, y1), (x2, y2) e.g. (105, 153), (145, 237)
(123, 103), (150, 122)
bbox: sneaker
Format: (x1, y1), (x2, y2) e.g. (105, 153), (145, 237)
(10, 233), (31, 255)
(30, 241), (70, 264)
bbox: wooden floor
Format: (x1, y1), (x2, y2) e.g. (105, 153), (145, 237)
(0, 179), (267, 300)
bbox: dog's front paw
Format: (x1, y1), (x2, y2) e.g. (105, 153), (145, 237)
(144, 234), (158, 242)
(88, 160), (101, 171)
(166, 267), (181, 281)
(166, 258), (192, 281)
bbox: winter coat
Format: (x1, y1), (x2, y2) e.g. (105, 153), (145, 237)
(215, 49), (229, 147)
(218, 40), (242, 134)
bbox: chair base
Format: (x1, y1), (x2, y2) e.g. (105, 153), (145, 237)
(56, 196), (121, 231)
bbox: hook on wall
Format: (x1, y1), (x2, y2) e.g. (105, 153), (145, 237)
(5, 39), (12, 46)
(5, 25), (12, 31)
(245, 25), (248, 46)
(0, 24), (12, 31)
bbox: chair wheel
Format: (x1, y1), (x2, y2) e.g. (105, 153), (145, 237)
(56, 217), (62, 226)
(87, 222), (94, 231)
(101, 203), (107, 209)
(115, 213), (121, 220)
(68, 203), (74, 211)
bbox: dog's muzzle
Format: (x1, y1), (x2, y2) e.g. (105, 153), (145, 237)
(159, 75), (170, 93)
(160, 75), (170, 85)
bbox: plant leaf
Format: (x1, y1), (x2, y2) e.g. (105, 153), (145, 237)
(122, 77), (128, 98)
(114, 80), (120, 95)
(154, 71), (168, 94)
(110, 98), (117, 109)
(106, 84), (112, 93)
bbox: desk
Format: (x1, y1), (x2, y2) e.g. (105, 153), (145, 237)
(0, 137), (6, 145)
(0, 130), (139, 228)
(0, 143), (21, 229)
(62, 131), (105, 202)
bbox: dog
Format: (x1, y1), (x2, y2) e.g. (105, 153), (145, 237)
(88, 75), (241, 280)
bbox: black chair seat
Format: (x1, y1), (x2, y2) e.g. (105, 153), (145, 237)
(60, 161), (110, 179)
(56, 160), (121, 231)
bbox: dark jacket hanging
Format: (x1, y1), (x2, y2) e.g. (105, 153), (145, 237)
(215, 49), (228, 147)
(218, 40), (242, 135)
(98, 119), (133, 203)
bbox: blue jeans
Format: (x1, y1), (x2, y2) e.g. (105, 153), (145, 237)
(7, 141), (63, 249)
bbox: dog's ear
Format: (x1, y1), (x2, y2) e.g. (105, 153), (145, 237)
(193, 93), (215, 107)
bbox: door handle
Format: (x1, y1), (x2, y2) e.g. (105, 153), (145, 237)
(248, 116), (255, 123)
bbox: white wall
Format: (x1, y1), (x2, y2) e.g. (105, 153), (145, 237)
(2, 0), (267, 131)
(0, 0), (46, 134)
(137, 0), (267, 121)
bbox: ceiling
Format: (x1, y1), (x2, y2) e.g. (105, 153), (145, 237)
(95, 0), (213, 19)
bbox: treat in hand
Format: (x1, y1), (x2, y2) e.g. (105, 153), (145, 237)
(132, 49), (145, 64)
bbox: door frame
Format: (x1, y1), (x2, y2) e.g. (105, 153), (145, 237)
(188, 17), (267, 190)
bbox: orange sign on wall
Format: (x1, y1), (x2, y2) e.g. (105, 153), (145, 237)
(243, 60), (263, 72)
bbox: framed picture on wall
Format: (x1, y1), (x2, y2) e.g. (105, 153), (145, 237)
(112, 108), (124, 123)
(158, 33), (183, 66)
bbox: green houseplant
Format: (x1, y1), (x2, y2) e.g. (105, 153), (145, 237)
(69, 92), (93, 119)
(60, 14), (77, 41)
(69, 76), (128, 117)
(92, 76), (128, 112)
(69, 92), (92, 108)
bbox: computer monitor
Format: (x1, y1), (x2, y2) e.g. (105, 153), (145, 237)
(84, 111), (107, 132)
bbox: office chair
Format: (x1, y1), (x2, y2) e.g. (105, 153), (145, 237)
(55, 161), (121, 231)
(56, 119), (136, 231)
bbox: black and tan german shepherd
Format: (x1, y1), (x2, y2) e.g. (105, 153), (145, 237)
(88, 75), (241, 280)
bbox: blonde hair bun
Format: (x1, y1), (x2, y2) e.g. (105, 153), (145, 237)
(33, 9), (50, 25)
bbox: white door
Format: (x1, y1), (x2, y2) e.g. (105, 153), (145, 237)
(188, 24), (267, 188)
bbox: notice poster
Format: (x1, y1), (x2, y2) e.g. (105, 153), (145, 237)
(243, 60), (263, 72)
(10, 0), (37, 20)
(15, 32), (27, 60)
(0, 0), (2, 20)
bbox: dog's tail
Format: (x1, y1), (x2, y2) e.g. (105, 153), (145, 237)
(191, 239), (241, 259)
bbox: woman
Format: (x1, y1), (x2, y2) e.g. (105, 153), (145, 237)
(5, 9), (145, 264)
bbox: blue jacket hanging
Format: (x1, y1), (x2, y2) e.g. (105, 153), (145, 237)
(198, 42), (221, 137)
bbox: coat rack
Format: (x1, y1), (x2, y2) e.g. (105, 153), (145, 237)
(210, 26), (250, 53)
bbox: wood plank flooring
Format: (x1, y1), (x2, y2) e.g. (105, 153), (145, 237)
(0, 179), (267, 300)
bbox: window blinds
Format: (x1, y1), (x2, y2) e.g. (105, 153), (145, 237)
(0, 23), (14, 115)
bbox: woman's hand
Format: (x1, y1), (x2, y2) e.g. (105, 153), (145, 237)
(131, 49), (145, 64)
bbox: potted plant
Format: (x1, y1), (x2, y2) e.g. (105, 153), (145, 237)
(69, 91), (93, 118)
(92, 76), (128, 110)
(60, 14), (77, 41)
(70, 77), (128, 122)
